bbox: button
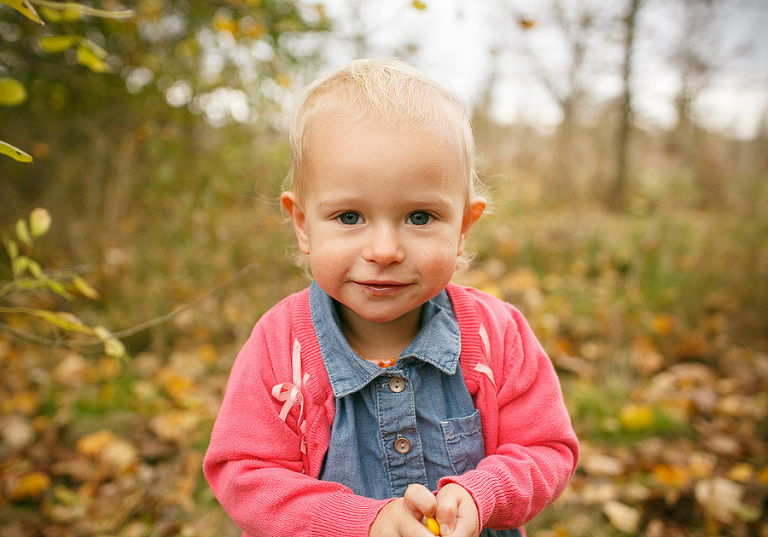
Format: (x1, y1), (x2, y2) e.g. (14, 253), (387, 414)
(394, 437), (411, 454)
(389, 377), (406, 393)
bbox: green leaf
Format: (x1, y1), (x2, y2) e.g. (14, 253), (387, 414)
(5, 238), (19, 260)
(42, 278), (72, 300)
(16, 218), (32, 246)
(29, 208), (51, 237)
(0, 140), (33, 162)
(33, 310), (93, 333)
(39, 35), (81, 53)
(81, 39), (108, 59)
(73, 275), (99, 300)
(27, 259), (42, 278)
(40, 4), (81, 22)
(76, 45), (108, 73)
(35, 0), (134, 20)
(0, 78), (28, 107)
(94, 326), (126, 357)
(0, 0), (44, 24)
(12, 255), (29, 277)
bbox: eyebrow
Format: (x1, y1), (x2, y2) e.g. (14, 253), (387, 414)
(315, 193), (456, 211)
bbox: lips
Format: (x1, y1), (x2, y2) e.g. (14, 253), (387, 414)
(354, 281), (410, 296)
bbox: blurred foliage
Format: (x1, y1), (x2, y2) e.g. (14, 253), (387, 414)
(1, 207), (126, 358)
(1, 0), (327, 343)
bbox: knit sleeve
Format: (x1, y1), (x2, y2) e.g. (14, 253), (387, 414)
(439, 291), (579, 531)
(203, 316), (390, 537)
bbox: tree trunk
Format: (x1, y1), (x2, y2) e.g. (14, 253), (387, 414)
(609, 0), (641, 211)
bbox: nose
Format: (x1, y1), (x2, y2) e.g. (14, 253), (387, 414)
(363, 223), (405, 265)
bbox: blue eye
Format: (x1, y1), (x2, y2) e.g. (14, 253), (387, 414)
(338, 212), (361, 225)
(408, 212), (432, 226)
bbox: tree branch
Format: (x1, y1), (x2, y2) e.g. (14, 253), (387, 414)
(0, 262), (261, 351)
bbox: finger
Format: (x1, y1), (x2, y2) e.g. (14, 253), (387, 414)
(448, 496), (479, 537)
(435, 500), (457, 535)
(403, 483), (437, 518)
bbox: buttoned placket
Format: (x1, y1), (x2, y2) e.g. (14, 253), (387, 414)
(311, 281), (482, 500)
(376, 371), (428, 496)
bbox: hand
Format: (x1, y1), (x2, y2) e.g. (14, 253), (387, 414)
(434, 484), (479, 537)
(370, 484), (437, 537)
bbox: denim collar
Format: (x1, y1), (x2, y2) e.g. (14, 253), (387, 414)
(309, 281), (461, 397)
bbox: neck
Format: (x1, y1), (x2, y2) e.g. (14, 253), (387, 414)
(335, 303), (423, 361)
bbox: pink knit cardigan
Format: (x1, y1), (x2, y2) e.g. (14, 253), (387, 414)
(203, 283), (579, 537)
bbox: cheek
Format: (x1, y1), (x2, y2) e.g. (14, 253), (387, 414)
(415, 240), (460, 273)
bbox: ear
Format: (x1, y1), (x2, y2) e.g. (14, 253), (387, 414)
(457, 196), (486, 256)
(280, 191), (310, 255)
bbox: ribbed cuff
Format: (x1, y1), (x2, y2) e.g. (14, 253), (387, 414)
(310, 492), (394, 537)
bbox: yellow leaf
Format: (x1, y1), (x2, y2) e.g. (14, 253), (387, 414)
(73, 275), (100, 300)
(619, 403), (654, 431)
(76, 429), (116, 457)
(39, 35), (81, 53)
(1, 391), (39, 415)
(275, 73), (292, 88)
(32, 310), (92, 333)
(757, 465), (768, 485)
(29, 208), (51, 237)
(726, 462), (753, 483)
(652, 313), (675, 336)
(15, 218), (31, 245)
(412, 0), (427, 9)
(76, 46), (108, 73)
(0, 77), (27, 107)
(0, 140), (32, 162)
(518, 16), (536, 30)
(157, 368), (194, 401)
(653, 463), (690, 488)
(0, 0), (44, 24)
(478, 285), (502, 299)
(9, 472), (51, 500)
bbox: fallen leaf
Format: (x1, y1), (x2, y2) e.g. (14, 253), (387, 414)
(619, 404), (654, 431)
(0, 415), (35, 450)
(53, 353), (89, 387)
(725, 462), (753, 483)
(8, 471), (51, 501)
(694, 477), (744, 523)
(653, 464), (690, 489)
(583, 453), (624, 476)
(603, 501), (640, 533)
(149, 410), (199, 444)
(76, 429), (116, 457)
(99, 437), (138, 473)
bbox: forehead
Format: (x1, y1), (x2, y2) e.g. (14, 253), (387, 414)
(310, 110), (462, 169)
(303, 111), (467, 201)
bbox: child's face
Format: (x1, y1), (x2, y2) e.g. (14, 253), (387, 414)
(281, 112), (485, 327)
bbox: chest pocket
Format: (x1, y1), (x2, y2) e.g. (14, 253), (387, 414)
(440, 408), (485, 475)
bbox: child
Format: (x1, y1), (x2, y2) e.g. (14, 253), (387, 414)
(203, 59), (578, 537)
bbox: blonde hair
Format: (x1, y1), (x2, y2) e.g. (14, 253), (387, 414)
(284, 58), (480, 202)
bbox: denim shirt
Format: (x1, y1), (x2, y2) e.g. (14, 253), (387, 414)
(310, 283), (521, 537)
(309, 283), (485, 499)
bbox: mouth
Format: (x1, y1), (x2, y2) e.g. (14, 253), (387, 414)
(353, 281), (410, 296)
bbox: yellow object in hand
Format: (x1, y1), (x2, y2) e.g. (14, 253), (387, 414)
(425, 517), (440, 536)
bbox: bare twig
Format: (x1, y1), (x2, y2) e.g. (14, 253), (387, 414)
(0, 262), (261, 351)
